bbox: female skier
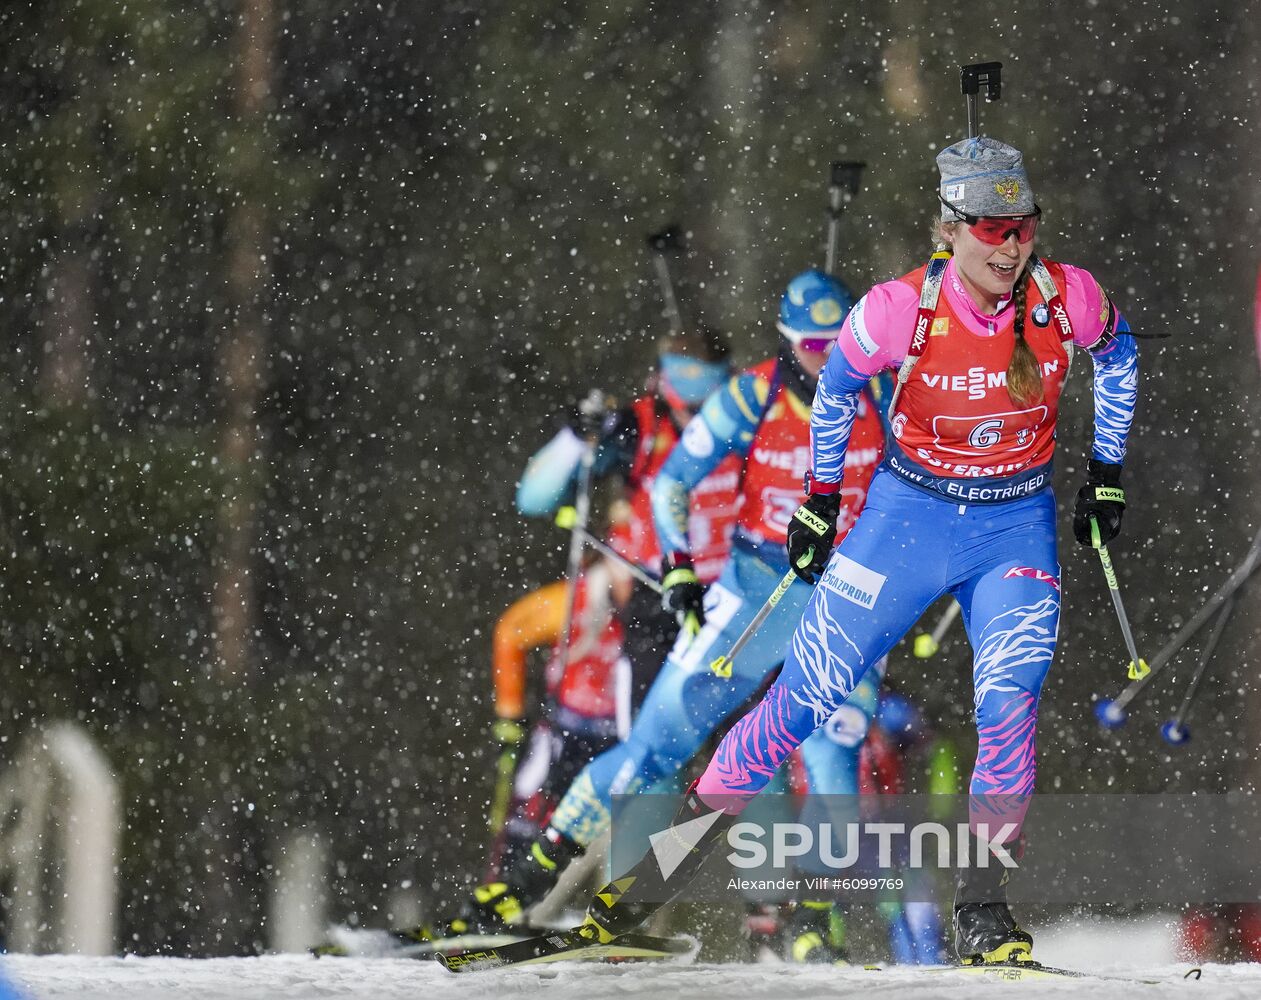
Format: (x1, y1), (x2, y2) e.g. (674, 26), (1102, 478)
(579, 136), (1139, 967)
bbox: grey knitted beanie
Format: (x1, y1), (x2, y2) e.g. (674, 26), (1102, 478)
(937, 137), (1036, 219)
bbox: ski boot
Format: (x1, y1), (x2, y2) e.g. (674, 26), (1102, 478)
(953, 837), (1032, 965)
(787, 900), (848, 965)
(446, 827), (584, 934)
(580, 782), (735, 943)
(743, 903), (784, 962)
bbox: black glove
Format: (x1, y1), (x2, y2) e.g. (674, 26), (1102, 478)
(566, 388), (614, 439)
(661, 552), (705, 636)
(1072, 459), (1126, 547)
(786, 492), (841, 583)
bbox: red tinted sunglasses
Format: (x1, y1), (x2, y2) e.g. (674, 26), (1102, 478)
(939, 195), (1042, 246)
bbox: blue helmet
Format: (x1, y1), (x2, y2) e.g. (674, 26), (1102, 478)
(777, 269), (855, 345)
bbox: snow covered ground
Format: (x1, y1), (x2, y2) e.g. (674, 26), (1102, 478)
(5, 917), (1258, 999)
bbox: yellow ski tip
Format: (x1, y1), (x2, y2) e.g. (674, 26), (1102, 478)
(1127, 658), (1150, 680)
(913, 634), (938, 659)
(709, 656), (732, 678)
(555, 506), (578, 530)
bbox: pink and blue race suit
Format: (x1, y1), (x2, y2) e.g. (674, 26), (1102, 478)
(695, 256), (1139, 838)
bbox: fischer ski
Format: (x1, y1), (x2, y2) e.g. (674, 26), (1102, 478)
(863, 959), (1201, 985)
(434, 928), (695, 973)
(311, 924), (549, 959)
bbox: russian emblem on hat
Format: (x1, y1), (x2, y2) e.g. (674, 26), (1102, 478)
(994, 179), (1022, 205)
(810, 297), (843, 326)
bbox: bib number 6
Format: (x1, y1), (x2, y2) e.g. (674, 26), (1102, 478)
(968, 418), (1004, 450)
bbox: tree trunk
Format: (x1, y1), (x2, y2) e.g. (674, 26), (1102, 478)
(213, 0), (274, 678)
(39, 234), (94, 409)
(704, 0), (763, 343)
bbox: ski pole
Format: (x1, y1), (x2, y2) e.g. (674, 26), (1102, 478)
(1161, 269), (1261, 736)
(709, 551), (812, 679)
(555, 442), (597, 671)
(824, 161), (864, 276)
(913, 599), (961, 659)
(960, 61), (1002, 139)
(646, 225), (686, 335)
(1096, 524), (1261, 727)
(1090, 517), (1149, 681)
(488, 719), (523, 834)
(1160, 591), (1237, 746)
(553, 507), (663, 595)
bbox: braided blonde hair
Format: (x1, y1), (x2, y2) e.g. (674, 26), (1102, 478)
(1005, 268), (1044, 407)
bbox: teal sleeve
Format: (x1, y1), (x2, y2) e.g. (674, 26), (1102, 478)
(515, 410), (638, 516)
(515, 427), (587, 516)
(649, 373), (766, 557)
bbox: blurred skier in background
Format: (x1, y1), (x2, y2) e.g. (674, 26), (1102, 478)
(515, 325), (742, 709)
(458, 271), (889, 963)
(481, 552), (631, 882)
(864, 689), (960, 964)
(415, 327), (743, 934)
(1179, 906), (1261, 964)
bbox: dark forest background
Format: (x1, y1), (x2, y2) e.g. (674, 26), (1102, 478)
(0, 0), (1258, 954)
